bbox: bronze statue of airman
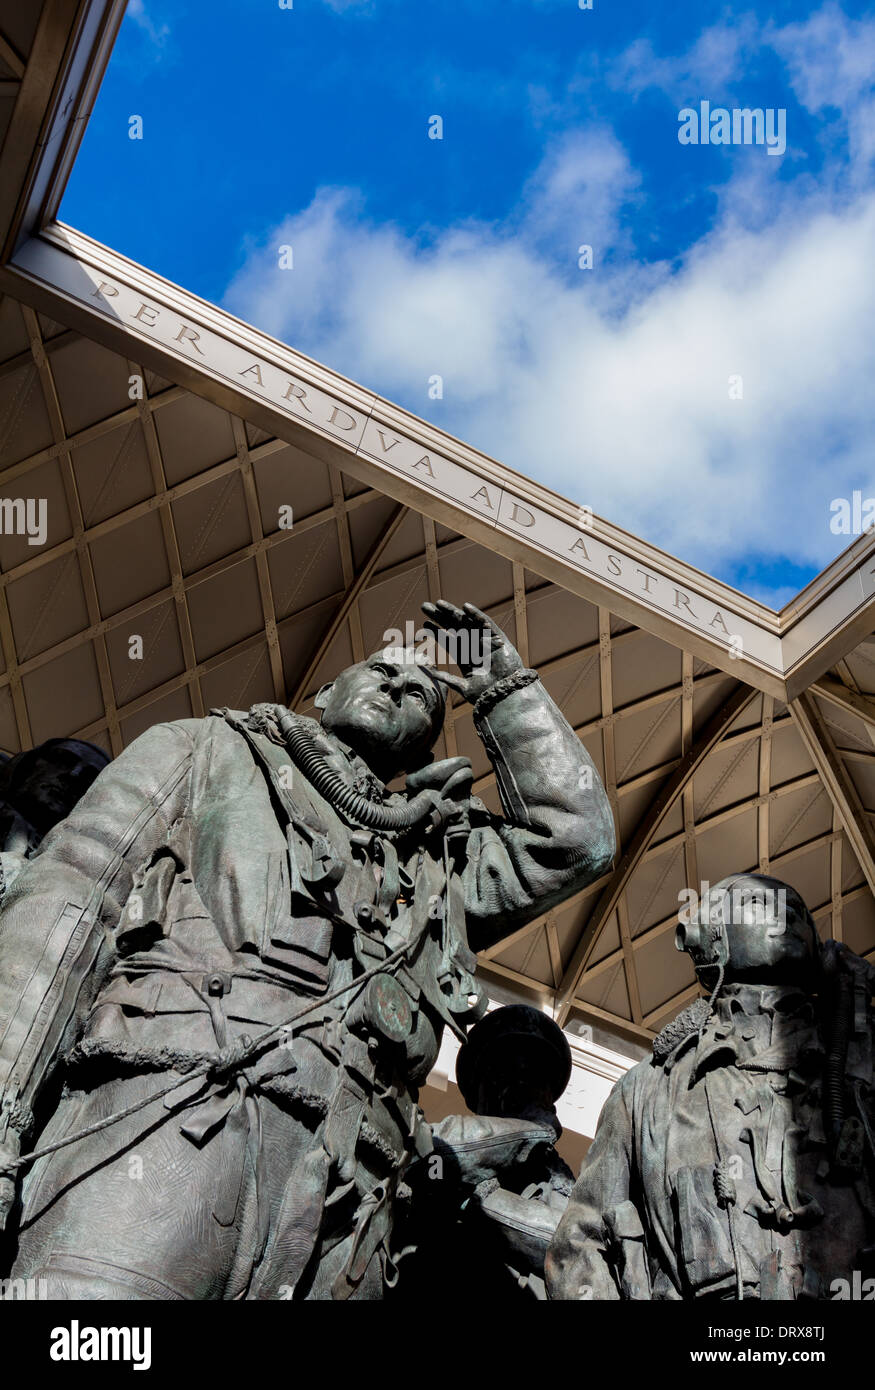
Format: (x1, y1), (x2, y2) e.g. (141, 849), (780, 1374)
(0, 600), (614, 1300)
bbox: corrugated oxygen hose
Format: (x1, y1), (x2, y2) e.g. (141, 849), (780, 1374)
(825, 969), (853, 1149)
(275, 710), (441, 832)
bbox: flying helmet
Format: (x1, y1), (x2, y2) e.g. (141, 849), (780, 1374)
(675, 872), (815, 990)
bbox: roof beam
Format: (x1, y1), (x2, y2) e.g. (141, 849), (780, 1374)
(422, 514), (460, 760)
(481, 701), (781, 969)
(555, 681), (757, 1025)
(810, 675), (875, 733)
(328, 463), (365, 666)
(555, 999), (656, 1045)
(789, 691), (875, 898)
(135, 357), (206, 719)
(8, 223), (875, 700)
(71, 589), (348, 743)
(289, 504), (407, 708)
(233, 416), (285, 705)
(0, 32), (25, 80)
(0, 1), (126, 258)
(1, 225), (791, 696)
(21, 304), (122, 754)
(644, 982), (700, 1030)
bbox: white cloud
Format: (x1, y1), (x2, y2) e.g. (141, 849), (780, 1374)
(772, 3), (875, 112)
(224, 7), (875, 604)
(771, 3), (875, 174)
(127, 0), (170, 51)
(517, 129), (642, 261)
(312, 0), (379, 11)
(609, 18), (762, 103)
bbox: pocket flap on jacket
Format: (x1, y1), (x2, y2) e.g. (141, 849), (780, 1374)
(672, 1165), (736, 1293)
(269, 912), (333, 961)
(92, 973), (165, 1016)
(605, 1199), (645, 1243)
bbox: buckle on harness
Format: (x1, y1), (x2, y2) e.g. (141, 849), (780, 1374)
(203, 972), (232, 998)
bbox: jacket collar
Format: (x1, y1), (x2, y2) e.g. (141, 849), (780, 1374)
(689, 983), (820, 1083)
(248, 704), (387, 803)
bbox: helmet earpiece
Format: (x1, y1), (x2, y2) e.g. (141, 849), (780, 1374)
(676, 887), (730, 982)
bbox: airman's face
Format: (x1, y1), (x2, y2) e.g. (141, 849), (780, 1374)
(714, 876), (819, 985)
(319, 653), (443, 779)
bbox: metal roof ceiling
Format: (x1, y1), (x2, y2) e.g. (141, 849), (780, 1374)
(1, 0), (874, 1049)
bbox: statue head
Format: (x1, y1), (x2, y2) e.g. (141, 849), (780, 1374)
(313, 649), (446, 783)
(456, 1005), (572, 1135)
(2, 738), (110, 837)
(675, 873), (820, 991)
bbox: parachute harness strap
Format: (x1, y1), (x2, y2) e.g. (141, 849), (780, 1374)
(703, 1070), (745, 1302)
(4, 941), (416, 1175)
(4, 707), (460, 1175)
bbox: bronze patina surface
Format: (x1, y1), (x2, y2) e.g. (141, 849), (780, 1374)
(394, 1004), (575, 1302)
(0, 600), (614, 1300)
(547, 875), (875, 1301)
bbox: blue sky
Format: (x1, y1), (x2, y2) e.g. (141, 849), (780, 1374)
(61, 0), (875, 607)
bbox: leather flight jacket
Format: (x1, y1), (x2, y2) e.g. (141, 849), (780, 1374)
(0, 680), (613, 1294)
